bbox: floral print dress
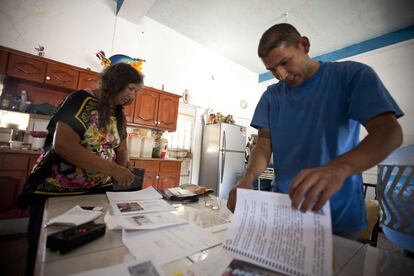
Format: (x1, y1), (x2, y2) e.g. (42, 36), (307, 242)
(19, 90), (121, 205)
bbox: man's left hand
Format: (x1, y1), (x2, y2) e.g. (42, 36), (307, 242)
(288, 165), (348, 212)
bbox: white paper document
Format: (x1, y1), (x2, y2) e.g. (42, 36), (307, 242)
(104, 211), (188, 230)
(71, 258), (165, 276)
(122, 223), (221, 265)
(110, 199), (174, 216)
(106, 186), (163, 203)
(223, 189), (333, 276)
(46, 205), (102, 226)
(183, 248), (233, 276)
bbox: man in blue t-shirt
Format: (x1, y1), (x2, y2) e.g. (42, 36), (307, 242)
(227, 23), (404, 235)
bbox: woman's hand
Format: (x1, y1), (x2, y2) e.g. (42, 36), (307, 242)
(112, 164), (135, 186)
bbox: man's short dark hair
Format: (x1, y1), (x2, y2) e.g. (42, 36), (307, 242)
(258, 23), (302, 58)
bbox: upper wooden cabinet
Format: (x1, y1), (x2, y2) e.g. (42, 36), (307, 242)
(0, 49), (8, 74)
(45, 63), (79, 89)
(123, 99), (135, 123)
(131, 87), (180, 131)
(158, 93), (179, 131)
(133, 88), (159, 128)
(7, 53), (47, 83)
(78, 71), (100, 89)
(1, 46), (99, 91)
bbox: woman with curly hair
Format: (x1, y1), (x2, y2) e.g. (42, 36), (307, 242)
(18, 62), (144, 276)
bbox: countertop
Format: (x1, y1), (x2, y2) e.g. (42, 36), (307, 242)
(0, 147), (41, 155)
(129, 157), (182, 162)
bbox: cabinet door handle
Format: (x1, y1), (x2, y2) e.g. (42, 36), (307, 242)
(156, 175), (159, 179)
(16, 66), (38, 75)
(48, 75), (71, 83)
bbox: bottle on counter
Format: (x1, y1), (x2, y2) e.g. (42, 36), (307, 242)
(19, 90), (27, 112)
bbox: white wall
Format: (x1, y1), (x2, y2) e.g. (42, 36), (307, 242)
(0, 0), (264, 183)
(343, 39), (414, 147)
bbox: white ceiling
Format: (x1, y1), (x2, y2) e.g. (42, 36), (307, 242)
(126, 0), (414, 74)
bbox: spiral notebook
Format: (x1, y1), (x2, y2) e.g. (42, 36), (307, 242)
(223, 189), (332, 276)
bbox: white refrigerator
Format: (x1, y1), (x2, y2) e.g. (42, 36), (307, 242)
(199, 123), (246, 199)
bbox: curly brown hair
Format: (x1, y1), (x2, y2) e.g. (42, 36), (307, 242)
(97, 63), (144, 140)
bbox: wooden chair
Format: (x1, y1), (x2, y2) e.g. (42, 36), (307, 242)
(357, 182), (381, 247)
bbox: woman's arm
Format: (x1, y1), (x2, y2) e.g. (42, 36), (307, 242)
(115, 138), (129, 167)
(53, 121), (135, 185)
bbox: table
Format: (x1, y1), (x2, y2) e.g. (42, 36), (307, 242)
(35, 194), (414, 275)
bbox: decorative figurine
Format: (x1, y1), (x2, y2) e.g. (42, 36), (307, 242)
(34, 45), (45, 57)
(96, 50), (146, 72)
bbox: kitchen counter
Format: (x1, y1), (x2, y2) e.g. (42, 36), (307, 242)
(0, 147), (41, 155)
(129, 157), (182, 162)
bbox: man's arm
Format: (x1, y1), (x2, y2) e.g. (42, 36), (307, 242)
(289, 112), (403, 212)
(226, 128), (273, 212)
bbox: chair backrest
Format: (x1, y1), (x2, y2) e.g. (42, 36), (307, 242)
(376, 164), (414, 251)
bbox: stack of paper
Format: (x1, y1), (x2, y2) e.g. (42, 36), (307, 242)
(46, 206), (103, 226)
(222, 189), (333, 276)
(105, 186), (221, 266)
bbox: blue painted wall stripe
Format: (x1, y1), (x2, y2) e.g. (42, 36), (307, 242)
(116, 0), (125, 15)
(258, 25), (414, 83)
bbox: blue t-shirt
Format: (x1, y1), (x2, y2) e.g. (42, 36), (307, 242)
(251, 61), (404, 234)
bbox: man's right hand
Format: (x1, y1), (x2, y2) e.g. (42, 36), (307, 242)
(227, 179), (252, 213)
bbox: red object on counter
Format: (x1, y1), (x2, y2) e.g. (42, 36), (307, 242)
(30, 131), (47, 138)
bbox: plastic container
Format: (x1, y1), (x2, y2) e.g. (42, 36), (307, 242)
(127, 133), (143, 158)
(9, 140), (23, 149)
(31, 137), (45, 150)
(140, 137), (154, 158)
(19, 90), (27, 111)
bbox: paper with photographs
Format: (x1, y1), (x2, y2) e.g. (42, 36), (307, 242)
(72, 258), (165, 276)
(223, 189), (332, 276)
(104, 211), (188, 230)
(106, 186), (163, 203)
(110, 199), (174, 216)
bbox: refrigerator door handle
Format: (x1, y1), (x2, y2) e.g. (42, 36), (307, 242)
(220, 131), (226, 184)
(221, 150), (225, 184)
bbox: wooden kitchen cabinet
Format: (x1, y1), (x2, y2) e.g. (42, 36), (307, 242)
(157, 93), (179, 131)
(78, 71), (100, 89)
(133, 88), (159, 128)
(158, 161), (181, 189)
(45, 63), (79, 90)
(133, 159), (181, 189)
(123, 98), (135, 123)
(7, 53), (47, 83)
(0, 48), (8, 74)
(131, 87), (180, 131)
(0, 152), (40, 219)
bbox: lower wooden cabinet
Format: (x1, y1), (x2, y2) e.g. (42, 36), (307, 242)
(0, 152), (40, 219)
(133, 159), (181, 189)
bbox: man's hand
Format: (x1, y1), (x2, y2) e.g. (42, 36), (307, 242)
(227, 179), (252, 213)
(288, 164), (349, 212)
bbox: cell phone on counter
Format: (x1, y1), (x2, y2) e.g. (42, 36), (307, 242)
(112, 168), (144, 192)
